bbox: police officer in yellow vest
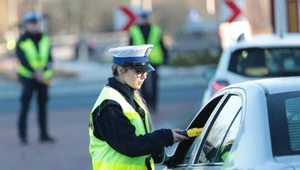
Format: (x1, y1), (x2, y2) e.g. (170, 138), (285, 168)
(89, 44), (188, 170)
(16, 11), (54, 145)
(129, 9), (169, 112)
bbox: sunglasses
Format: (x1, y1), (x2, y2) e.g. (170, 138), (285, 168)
(128, 68), (150, 78)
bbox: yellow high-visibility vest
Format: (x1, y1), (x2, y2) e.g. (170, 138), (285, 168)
(129, 25), (164, 65)
(89, 86), (155, 170)
(17, 35), (52, 80)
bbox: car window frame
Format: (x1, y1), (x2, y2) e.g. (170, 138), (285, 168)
(212, 108), (242, 163)
(170, 92), (230, 169)
(195, 95), (242, 164)
(190, 92), (243, 167)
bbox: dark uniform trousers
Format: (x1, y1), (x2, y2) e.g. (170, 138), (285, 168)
(141, 65), (158, 112)
(18, 76), (49, 139)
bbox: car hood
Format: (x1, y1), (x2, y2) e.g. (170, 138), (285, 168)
(275, 155), (300, 169)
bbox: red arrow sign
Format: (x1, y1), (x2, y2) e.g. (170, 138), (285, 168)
(120, 6), (137, 31)
(225, 0), (242, 22)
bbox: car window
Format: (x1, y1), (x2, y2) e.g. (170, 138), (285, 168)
(196, 95), (242, 164)
(214, 111), (241, 163)
(172, 95), (226, 166)
(268, 91), (300, 156)
(228, 47), (300, 77)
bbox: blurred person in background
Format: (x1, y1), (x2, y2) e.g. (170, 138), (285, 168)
(73, 36), (96, 61)
(128, 9), (169, 113)
(88, 44), (188, 170)
(73, 36), (85, 61)
(16, 11), (55, 145)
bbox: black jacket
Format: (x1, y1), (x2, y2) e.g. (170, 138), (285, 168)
(92, 77), (173, 157)
(129, 23), (169, 66)
(16, 32), (53, 74)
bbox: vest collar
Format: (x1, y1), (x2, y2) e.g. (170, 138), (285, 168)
(24, 31), (42, 43)
(108, 77), (135, 106)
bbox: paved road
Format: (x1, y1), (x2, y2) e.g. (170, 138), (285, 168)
(0, 74), (206, 112)
(0, 76), (208, 170)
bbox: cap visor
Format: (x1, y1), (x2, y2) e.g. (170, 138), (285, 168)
(25, 19), (38, 24)
(133, 64), (155, 72)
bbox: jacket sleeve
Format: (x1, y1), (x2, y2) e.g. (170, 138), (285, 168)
(16, 40), (35, 72)
(95, 101), (174, 158)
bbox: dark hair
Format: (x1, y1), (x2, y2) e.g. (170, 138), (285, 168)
(111, 64), (129, 76)
(112, 64), (119, 76)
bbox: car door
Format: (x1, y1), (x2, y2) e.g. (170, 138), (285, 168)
(187, 93), (243, 170)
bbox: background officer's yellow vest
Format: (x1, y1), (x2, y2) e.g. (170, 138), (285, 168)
(17, 35), (52, 79)
(129, 25), (164, 65)
(89, 86), (155, 170)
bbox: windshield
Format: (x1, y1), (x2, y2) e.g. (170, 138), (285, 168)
(228, 47), (300, 77)
(267, 91), (300, 156)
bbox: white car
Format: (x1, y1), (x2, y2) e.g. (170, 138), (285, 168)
(201, 33), (300, 107)
(155, 77), (300, 170)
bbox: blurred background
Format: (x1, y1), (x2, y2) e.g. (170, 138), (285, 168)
(0, 0), (272, 64)
(0, 0), (296, 169)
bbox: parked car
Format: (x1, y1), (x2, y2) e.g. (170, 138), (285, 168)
(201, 33), (300, 107)
(170, 20), (222, 59)
(155, 77), (300, 170)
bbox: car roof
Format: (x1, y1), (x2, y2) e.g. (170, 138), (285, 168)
(229, 33), (300, 50)
(227, 77), (300, 95)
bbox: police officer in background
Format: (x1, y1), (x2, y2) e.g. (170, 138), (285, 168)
(129, 9), (169, 112)
(16, 11), (54, 145)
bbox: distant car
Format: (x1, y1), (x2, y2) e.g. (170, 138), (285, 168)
(201, 33), (300, 107)
(170, 20), (222, 58)
(155, 77), (300, 170)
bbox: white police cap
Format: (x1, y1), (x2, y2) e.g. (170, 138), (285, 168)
(108, 44), (155, 71)
(23, 11), (42, 23)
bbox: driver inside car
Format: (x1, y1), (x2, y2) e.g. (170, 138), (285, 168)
(203, 140), (233, 163)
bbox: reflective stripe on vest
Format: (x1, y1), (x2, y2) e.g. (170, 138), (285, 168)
(129, 25), (163, 65)
(89, 86), (154, 170)
(17, 35), (52, 79)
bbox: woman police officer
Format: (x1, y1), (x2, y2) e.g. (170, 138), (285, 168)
(88, 44), (189, 170)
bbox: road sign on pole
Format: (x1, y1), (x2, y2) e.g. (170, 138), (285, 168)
(113, 6), (137, 31)
(225, 0), (242, 22)
(220, 0), (244, 23)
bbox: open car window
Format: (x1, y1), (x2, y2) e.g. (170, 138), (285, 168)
(170, 94), (227, 167)
(194, 95), (242, 165)
(213, 110), (241, 163)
